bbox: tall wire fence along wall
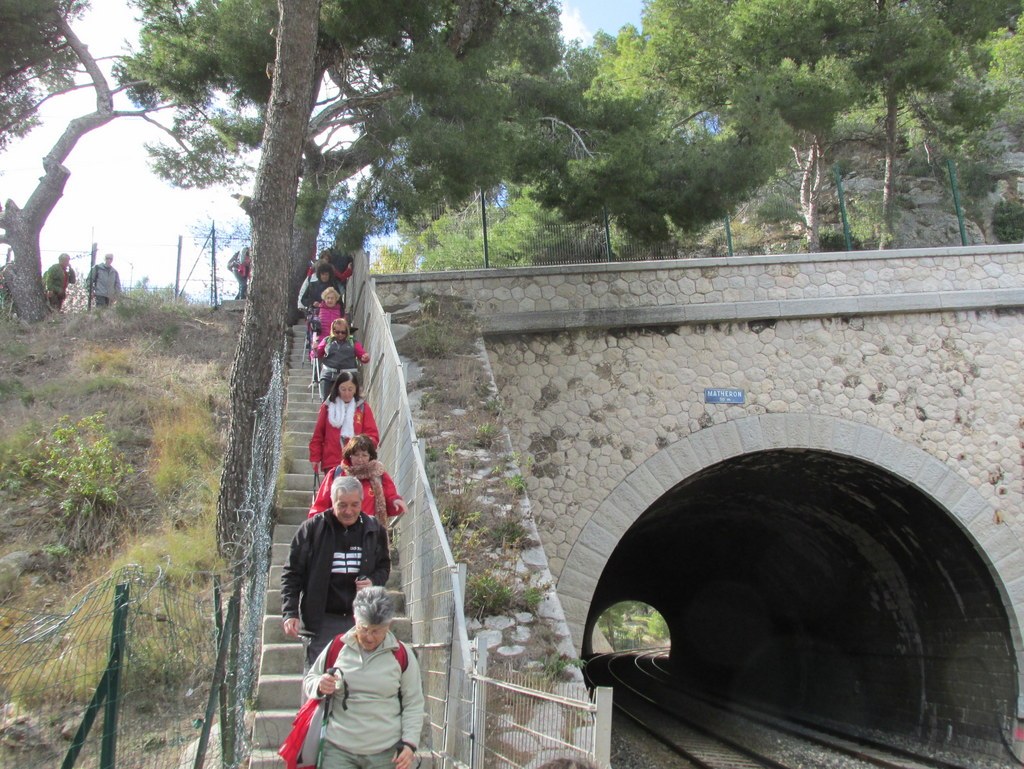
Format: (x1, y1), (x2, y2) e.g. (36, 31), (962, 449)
(350, 253), (611, 768)
(370, 166), (995, 274)
(0, 351), (283, 769)
(1, 228), (253, 316)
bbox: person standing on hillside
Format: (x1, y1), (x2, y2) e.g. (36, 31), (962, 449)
(89, 253), (121, 307)
(227, 247), (252, 299)
(282, 475), (391, 667)
(43, 253), (76, 312)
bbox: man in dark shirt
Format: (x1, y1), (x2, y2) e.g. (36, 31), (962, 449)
(281, 475), (391, 666)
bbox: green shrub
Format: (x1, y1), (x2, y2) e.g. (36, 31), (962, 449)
(17, 414), (134, 552)
(465, 569), (516, 619)
(486, 517), (527, 549)
(992, 199), (1024, 243)
(474, 422), (498, 448)
(818, 227), (866, 252)
(754, 194), (800, 225)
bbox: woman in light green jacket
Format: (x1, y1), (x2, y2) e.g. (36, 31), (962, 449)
(304, 587), (424, 769)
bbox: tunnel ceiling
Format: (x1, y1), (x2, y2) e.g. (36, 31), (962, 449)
(587, 448), (1016, 755)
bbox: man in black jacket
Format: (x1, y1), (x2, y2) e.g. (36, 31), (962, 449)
(281, 475), (391, 666)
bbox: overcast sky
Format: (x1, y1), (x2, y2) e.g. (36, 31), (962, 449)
(0, 0), (643, 293)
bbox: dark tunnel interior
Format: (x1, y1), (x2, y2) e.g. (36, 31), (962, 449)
(585, 449), (1018, 756)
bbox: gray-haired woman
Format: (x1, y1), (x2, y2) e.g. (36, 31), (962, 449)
(304, 586), (424, 769)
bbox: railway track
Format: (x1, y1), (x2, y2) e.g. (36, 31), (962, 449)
(589, 650), (980, 769)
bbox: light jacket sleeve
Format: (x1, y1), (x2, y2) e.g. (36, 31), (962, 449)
(302, 643), (332, 700)
(297, 276), (311, 309)
(399, 649), (425, 748)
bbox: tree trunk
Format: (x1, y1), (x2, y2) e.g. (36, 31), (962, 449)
(0, 15), (119, 322)
(881, 88), (899, 248)
(794, 137), (824, 252)
(216, 0), (323, 557)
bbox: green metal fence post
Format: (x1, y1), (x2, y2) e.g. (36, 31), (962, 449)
(100, 582), (130, 769)
(194, 593), (238, 769)
(602, 206), (613, 262)
(480, 190), (490, 268)
(947, 158), (968, 246)
(723, 215), (734, 256)
(833, 164), (853, 251)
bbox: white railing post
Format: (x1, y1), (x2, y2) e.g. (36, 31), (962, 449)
(471, 634), (488, 769)
(593, 686), (613, 768)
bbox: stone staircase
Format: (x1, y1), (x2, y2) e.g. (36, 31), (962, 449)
(247, 323), (412, 769)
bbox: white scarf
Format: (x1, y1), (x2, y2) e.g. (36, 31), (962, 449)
(327, 397), (357, 439)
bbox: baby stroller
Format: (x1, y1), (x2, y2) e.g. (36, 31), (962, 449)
(305, 308), (323, 402)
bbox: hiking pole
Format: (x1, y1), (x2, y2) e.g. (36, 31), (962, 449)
(315, 667), (340, 768)
(312, 470), (320, 504)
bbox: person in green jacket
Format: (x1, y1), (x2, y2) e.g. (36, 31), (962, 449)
(43, 253), (76, 311)
(304, 586), (424, 769)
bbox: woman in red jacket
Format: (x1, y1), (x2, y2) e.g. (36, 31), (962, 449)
(308, 372), (379, 475)
(309, 435), (407, 525)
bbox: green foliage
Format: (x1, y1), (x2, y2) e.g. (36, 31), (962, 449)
(598, 601), (670, 651)
(465, 568), (516, 619)
(473, 422), (498, 448)
(485, 517), (528, 550)
(0, 0), (81, 150)
(522, 585), (544, 613)
(992, 199), (1024, 243)
(15, 414), (134, 552)
(0, 378), (29, 404)
(504, 474), (526, 496)
(755, 194), (800, 226)
(540, 653), (584, 680)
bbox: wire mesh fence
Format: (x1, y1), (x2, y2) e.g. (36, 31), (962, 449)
(0, 566), (228, 769)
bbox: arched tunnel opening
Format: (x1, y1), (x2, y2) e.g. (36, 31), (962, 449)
(584, 449), (1018, 757)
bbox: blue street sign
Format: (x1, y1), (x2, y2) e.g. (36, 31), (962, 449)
(704, 388), (744, 404)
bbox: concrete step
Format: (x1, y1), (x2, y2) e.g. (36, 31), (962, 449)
(279, 489), (315, 508)
(271, 542), (290, 566)
(256, 673), (304, 710)
(285, 406), (321, 420)
(281, 472), (318, 493)
(273, 524), (299, 545)
(284, 446), (308, 467)
(250, 710), (295, 751)
(284, 430), (314, 445)
(278, 508), (310, 527)
(286, 419), (317, 433)
(260, 642), (304, 676)
(277, 506), (310, 526)
(266, 588), (281, 611)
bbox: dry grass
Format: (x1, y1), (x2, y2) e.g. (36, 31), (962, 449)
(0, 299), (236, 591)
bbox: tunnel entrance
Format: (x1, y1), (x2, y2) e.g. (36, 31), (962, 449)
(585, 448), (1017, 757)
